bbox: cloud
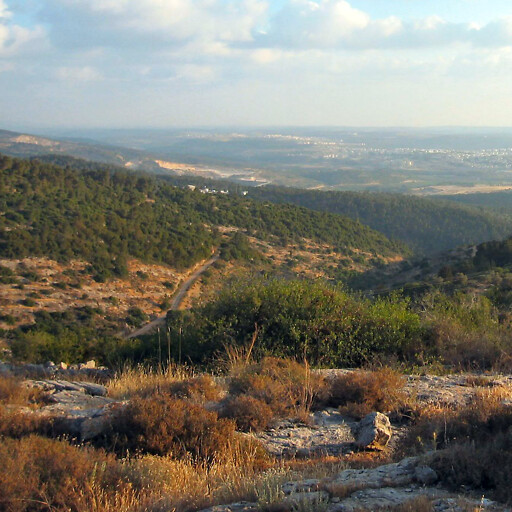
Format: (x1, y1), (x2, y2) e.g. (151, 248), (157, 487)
(0, 1), (46, 58)
(251, 1), (512, 51)
(41, 0), (268, 49)
(0, 0), (9, 19)
(3, 0), (512, 128)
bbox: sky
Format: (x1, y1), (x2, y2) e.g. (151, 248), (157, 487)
(1, 0), (512, 129)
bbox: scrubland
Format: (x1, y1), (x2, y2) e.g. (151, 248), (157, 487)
(1, 355), (512, 512)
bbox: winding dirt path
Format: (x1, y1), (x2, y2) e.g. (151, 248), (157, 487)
(126, 252), (220, 339)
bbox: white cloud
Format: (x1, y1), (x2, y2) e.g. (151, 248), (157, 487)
(44, 0), (268, 46)
(0, 23), (46, 57)
(251, 48), (282, 64)
(4, 0), (512, 128)
(0, 0), (10, 19)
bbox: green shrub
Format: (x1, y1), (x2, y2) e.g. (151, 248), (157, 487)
(166, 279), (423, 367)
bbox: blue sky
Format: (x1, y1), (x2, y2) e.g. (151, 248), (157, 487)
(1, 0), (512, 129)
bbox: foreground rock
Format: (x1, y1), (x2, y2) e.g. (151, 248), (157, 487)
(355, 411), (392, 451)
(25, 379), (119, 441)
(256, 408), (359, 457)
(198, 456), (505, 512)
(256, 409), (398, 457)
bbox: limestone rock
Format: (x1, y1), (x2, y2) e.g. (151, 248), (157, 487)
(256, 409), (358, 457)
(356, 412), (392, 450)
(414, 465), (438, 486)
(332, 457), (421, 489)
(24, 379), (116, 441)
(326, 486), (450, 512)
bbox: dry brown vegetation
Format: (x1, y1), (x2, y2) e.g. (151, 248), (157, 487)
(106, 394), (240, 461)
(225, 357), (327, 428)
(325, 368), (410, 419)
(106, 364), (195, 399)
(2, 361), (512, 510)
(0, 375), (47, 406)
(0, 257), (184, 331)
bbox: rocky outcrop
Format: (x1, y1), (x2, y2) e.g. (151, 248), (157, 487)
(24, 379), (119, 441)
(0, 360), (112, 380)
(355, 412), (392, 450)
(197, 456), (504, 512)
(256, 409), (358, 457)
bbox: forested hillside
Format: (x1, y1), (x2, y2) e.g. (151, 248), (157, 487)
(246, 186), (512, 254)
(0, 155), (406, 281)
(31, 154), (512, 255)
(439, 191), (512, 211)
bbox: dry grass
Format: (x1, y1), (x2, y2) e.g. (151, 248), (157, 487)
(0, 374), (47, 406)
(227, 357), (327, 421)
(168, 375), (225, 403)
(104, 393), (268, 464)
(106, 364), (195, 399)
(398, 385), (512, 503)
(325, 368), (409, 419)
(0, 407), (55, 439)
(0, 434), (349, 512)
(0, 435), (136, 512)
(403, 385), (512, 454)
(464, 375), (494, 388)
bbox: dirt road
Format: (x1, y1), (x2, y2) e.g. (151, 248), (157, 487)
(126, 252), (220, 339)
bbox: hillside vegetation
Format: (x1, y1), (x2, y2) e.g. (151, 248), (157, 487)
(440, 190), (512, 211)
(0, 155), (406, 281)
(32, 153), (512, 255)
(246, 186), (512, 254)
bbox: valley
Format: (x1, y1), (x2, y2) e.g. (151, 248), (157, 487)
(2, 137), (512, 512)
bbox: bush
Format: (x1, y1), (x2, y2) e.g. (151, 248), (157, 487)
(0, 375), (47, 406)
(166, 279), (423, 367)
(431, 433), (512, 504)
(0, 407), (54, 439)
(125, 307), (148, 327)
(228, 357), (327, 419)
(168, 375), (224, 403)
(326, 368), (408, 419)
(107, 395), (237, 461)
(220, 395), (274, 432)
(0, 436), (132, 512)
(404, 388), (512, 454)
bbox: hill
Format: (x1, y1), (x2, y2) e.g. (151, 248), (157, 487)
(0, 154), (409, 334)
(438, 190), (512, 211)
(22, 153), (512, 256)
(0, 154), (406, 273)
(351, 234), (512, 308)
(244, 186), (512, 254)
